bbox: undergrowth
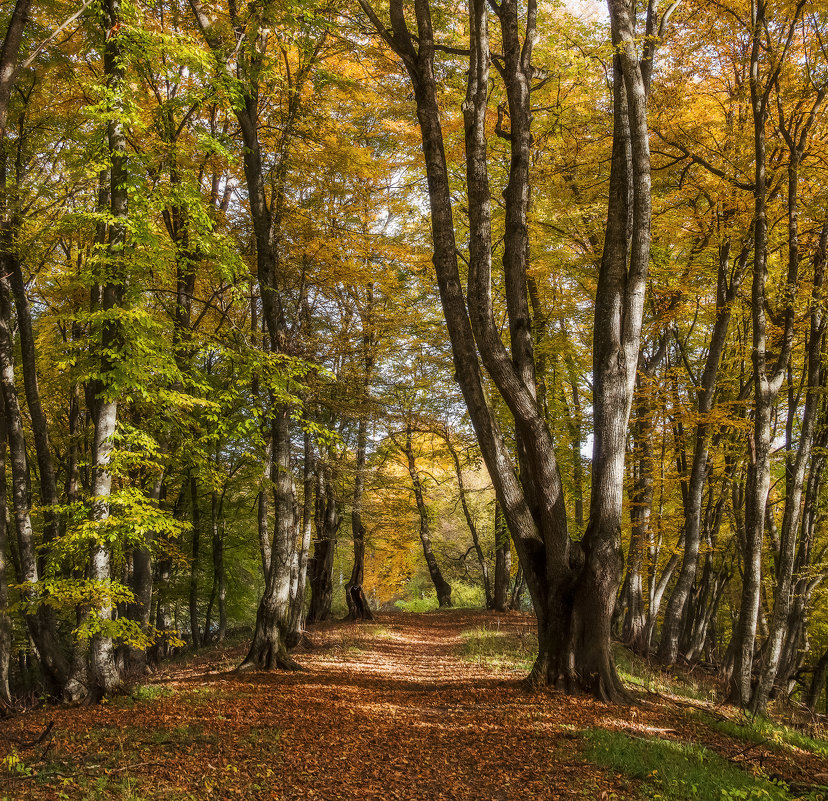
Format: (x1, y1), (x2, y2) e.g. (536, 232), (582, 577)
(693, 711), (828, 760)
(612, 645), (714, 702)
(583, 729), (823, 801)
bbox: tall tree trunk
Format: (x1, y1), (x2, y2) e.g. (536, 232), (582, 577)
(806, 647), (828, 712)
(258, 438), (273, 578)
(0, 0), (31, 140)
(7, 258), (60, 547)
(346, 407), (373, 621)
(402, 424), (451, 607)
(188, 474), (201, 648)
(211, 491), (226, 642)
(289, 431), (315, 638)
(124, 476), (159, 673)
(493, 502), (511, 612)
(752, 215), (827, 713)
(357, 0), (664, 701)
(659, 234), (749, 664)
(307, 463), (338, 624)
(730, 0), (802, 706)
(240, 408), (301, 670)
(0, 273), (67, 694)
(188, 0), (323, 672)
(0, 392), (10, 705)
(624, 341), (667, 654)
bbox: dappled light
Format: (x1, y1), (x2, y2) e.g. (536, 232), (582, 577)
(3, 611), (827, 799)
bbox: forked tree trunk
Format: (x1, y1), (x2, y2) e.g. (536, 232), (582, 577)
(752, 213), (826, 713)
(357, 0), (661, 701)
(728, 0), (804, 708)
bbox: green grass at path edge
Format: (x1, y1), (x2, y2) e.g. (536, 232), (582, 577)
(692, 711), (828, 760)
(583, 728), (826, 801)
(458, 624), (537, 672)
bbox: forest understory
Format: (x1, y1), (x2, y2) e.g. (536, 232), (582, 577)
(1, 610), (827, 801)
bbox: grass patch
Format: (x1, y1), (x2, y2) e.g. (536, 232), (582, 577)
(694, 711), (828, 760)
(459, 625), (537, 672)
(362, 624), (393, 639)
(612, 645), (713, 702)
(113, 683), (176, 708)
(583, 728), (816, 800)
(395, 595), (439, 613)
(394, 581), (487, 612)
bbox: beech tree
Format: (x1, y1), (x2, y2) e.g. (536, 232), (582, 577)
(355, 0), (672, 699)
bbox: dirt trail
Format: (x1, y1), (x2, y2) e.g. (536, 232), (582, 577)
(1, 610), (824, 800)
(0, 611), (629, 800)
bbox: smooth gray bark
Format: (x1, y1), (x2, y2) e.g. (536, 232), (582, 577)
(288, 431), (314, 638)
(357, 0), (663, 701)
(659, 235), (750, 664)
(731, 0), (802, 706)
(752, 213), (827, 712)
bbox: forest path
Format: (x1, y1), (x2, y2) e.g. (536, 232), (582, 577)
(2, 610), (824, 800)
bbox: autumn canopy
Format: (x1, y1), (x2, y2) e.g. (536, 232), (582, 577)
(0, 0), (826, 725)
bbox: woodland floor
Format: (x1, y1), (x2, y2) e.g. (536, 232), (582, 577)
(1, 610), (828, 800)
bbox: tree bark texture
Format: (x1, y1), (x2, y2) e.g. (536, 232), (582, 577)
(0, 392), (10, 704)
(240, 409), (301, 670)
(357, 0), (661, 701)
(307, 463), (339, 624)
(731, 0), (802, 706)
(288, 431), (314, 640)
(493, 503), (511, 612)
(346, 407), (374, 621)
